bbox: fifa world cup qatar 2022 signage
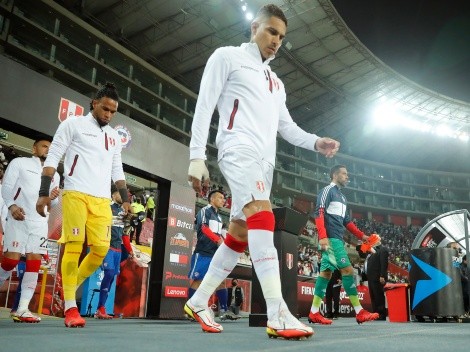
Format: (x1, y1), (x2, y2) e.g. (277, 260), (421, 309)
(159, 183), (196, 318)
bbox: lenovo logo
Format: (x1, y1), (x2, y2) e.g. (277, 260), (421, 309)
(164, 286), (188, 298)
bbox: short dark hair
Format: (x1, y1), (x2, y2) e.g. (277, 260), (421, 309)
(329, 164), (346, 180)
(254, 4), (287, 27)
(208, 189), (224, 202)
(33, 136), (53, 146)
(90, 82), (120, 110)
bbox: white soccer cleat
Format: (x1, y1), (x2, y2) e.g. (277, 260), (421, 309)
(184, 300), (223, 333)
(267, 305), (314, 340)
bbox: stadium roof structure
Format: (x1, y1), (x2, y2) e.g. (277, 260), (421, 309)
(59, 0), (470, 172)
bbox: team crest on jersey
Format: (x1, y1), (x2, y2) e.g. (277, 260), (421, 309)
(256, 181), (265, 193)
(114, 125), (132, 149)
(72, 228), (80, 236)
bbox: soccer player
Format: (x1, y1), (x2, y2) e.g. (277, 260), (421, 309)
(308, 165), (379, 325)
(94, 189), (134, 319)
(36, 82), (131, 328)
(0, 137), (60, 322)
(185, 4), (339, 339)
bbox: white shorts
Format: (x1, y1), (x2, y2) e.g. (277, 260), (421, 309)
(218, 146), (273, 221)
(3, 217), (48, 255)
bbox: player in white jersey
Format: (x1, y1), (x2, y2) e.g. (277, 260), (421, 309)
(36, 82), (131, 328)
(0, 163), (6, 232)
(0, 137), (60, 323)
(185, 4), (339, 340)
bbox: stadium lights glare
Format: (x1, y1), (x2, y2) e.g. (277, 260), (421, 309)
(246, 12), (254, 20)
(242, 4), (247, 11)
(372, 104), (468, 142)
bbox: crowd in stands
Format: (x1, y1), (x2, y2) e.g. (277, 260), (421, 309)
(355, 218), (420, 271)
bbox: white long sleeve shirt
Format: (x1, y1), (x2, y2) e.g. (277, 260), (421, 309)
(44, 113), (125, 198)
(190, 42), (319, 165)
(1, 156), (60, 222)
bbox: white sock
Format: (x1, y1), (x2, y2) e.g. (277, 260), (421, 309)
(248, 228), (282, 320)
(64, 300), (77, 311)
(17, 272), (39, 312)
(190, 243), (240, 307)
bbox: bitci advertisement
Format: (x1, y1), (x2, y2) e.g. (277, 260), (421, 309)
(159, 183), (196, 318)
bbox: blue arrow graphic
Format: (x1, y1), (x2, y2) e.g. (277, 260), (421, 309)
(411, 254), (452, 310)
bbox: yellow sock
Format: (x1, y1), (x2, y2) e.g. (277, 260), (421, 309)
(61, 242), (83, 301)
(77, 245), (109, 287)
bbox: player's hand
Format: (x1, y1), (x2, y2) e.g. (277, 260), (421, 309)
(188, 159), (210, 194)
(319, 238), (330, 251)
(315, 137), (340, 158)
(362, 234), (369, 242)
(50, 186), (60, 200)
(36, 196), (51, 217)
(9, 204), (26, 221)
(121, 201), (132, 216)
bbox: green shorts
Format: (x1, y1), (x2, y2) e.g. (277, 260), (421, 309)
(320, 238), (351, 271)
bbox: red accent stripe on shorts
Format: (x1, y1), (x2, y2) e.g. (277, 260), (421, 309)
(1, 257), (20, 272)
(25, 259), (41, 272)
(246, 211), (275, 232)
(224, 233), (248, 253)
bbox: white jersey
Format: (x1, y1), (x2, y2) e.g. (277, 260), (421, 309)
(0, 183), (7, 231)
(44, 113), (125, 199)
(1, 156), (60, 222)
(190, 42), (319, 165)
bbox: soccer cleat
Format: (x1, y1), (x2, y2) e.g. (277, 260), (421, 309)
(356, 309), (379, 324)
(360, 233), (381, 253)
(184, 301), (223, 333)
(220, 310), (239, 321)
(13, 310), (42, 323)
(308, 311), (333, 325)
(94, 306), (113, 320)
(64, 307), (86, 328)
(267, 307), (314, 340)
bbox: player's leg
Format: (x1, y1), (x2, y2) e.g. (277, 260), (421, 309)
(94, 249), (114, 319)
(15, 221), (49, 322)
(332, 240), (378, 324)
(0, 218), (24, 284)
(309, 261), (333, 325)
(60, 191), (88, 327)
(77, 195), (112, 287)
(185, 227), (246, 332)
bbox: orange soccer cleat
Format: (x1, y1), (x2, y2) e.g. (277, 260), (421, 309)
(356, 309), (379, 324)
(308, 312), (333, 325)
(64, 307), (86, 328)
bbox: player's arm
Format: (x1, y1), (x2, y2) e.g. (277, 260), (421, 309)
(344, 211), (366, 241)
(188, 49), (230, 193)
(312, 188), (330, 250)
(1, 159), (25, 220)
(121, 233), (134, 258)
(38, 121), (71, 216)
(111, 139), (130, 215)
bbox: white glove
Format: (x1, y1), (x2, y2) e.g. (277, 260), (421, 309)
(188, 159), (209, 182)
